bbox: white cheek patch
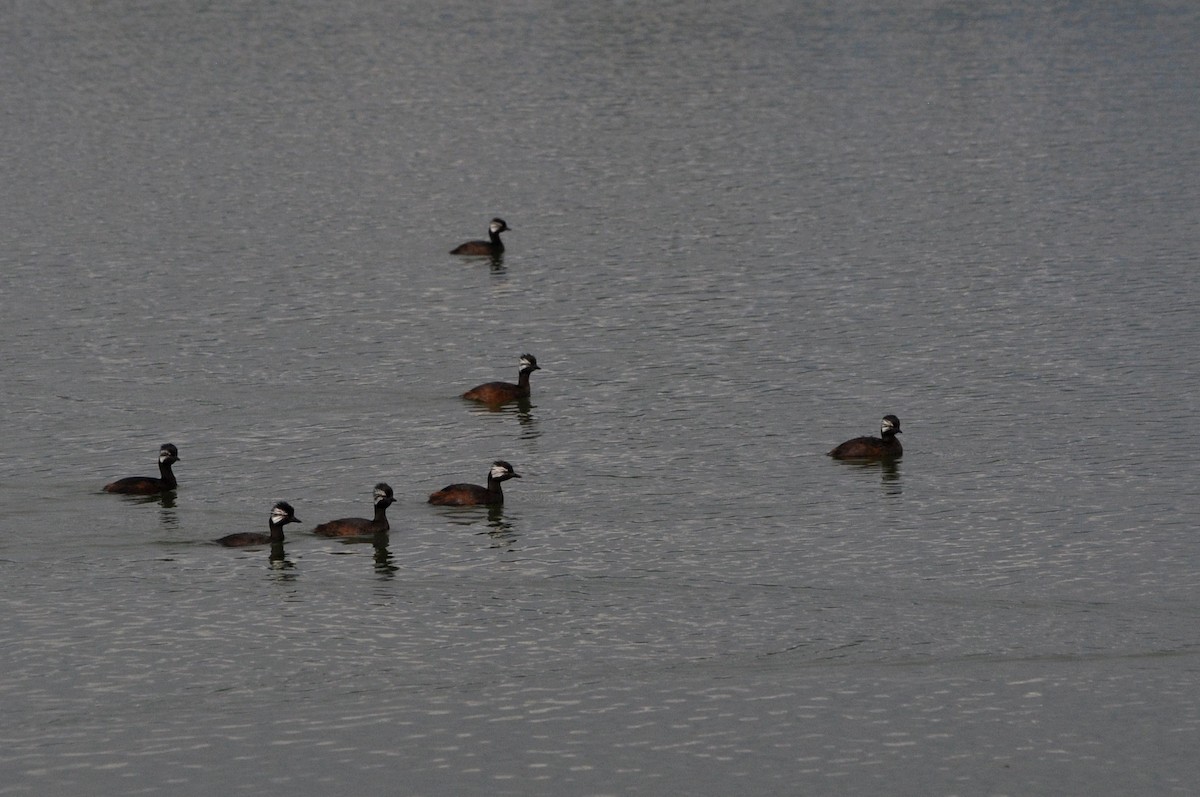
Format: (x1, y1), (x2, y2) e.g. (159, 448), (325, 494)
(272, 509), (289, 524)
(490, 464), (508, 479)
(490, 222), (503, 233)
(374, 489), (388, 502)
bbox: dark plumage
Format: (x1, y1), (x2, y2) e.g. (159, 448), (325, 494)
(450, 218), (509, 256)
(828, 415), (903, 460)
(216, 501), (300, 547)
(428, 461), (521, 506)
(103, 443), (180, 494)
(313, 483), (395, 537)
(462, 354), (540, 404)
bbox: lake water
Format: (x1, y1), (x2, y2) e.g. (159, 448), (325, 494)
(2, 1), (1198, 794)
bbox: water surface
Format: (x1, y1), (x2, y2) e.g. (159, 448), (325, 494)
(1, 1), (1198, 794)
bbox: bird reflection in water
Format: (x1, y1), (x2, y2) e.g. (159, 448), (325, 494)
(467, 397), (541, 442)
(115, 490), (179, 525)
(435, 503), (520, 550)
(515, 400), (539, 440)
(156, 493), (179, 528)
(372, 531), (398, 578)
(267, 542), (298, 580)
(831, 457), (902, 496)
(483, 505), (518, 550)
(879, 458), (901, 496)
(322, 530), (399, 578)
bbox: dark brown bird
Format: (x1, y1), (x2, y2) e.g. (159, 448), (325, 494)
(313, 483), (395, 537)
(462, 354), (540, 404)
(216, 502), (300, 547)
(103, 443), (180, 494)
(828, 415), (903, 460)
(428, 461), (521, 506)
(450, 218), (510, 256)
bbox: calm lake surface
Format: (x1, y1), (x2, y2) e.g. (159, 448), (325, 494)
(2, 1), (1198, 794)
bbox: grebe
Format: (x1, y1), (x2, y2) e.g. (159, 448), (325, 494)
(428, 461), (521, 506)
(462, 353), (540, 404)
(216, 501), (300, 547)
(450, 218), (510, 256)
(313, 483), (395, 536)
(103, 443), (180, 494)
(828, 415), (903, 460)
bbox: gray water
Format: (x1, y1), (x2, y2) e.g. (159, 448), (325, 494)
(2, 1), (1198, 794)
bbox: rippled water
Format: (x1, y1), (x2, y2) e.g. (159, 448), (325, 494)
(2, 1), (1198, 794)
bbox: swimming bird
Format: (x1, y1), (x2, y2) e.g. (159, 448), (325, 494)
(313, 483), (396, 537)
(462, 353), (541, 404)
(103, 443), (180, 494)
(216, 501), (300, 547)
(428, 461), (521, 506)
(450, 218), (510, 256)
(828, 415), (903, 460)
